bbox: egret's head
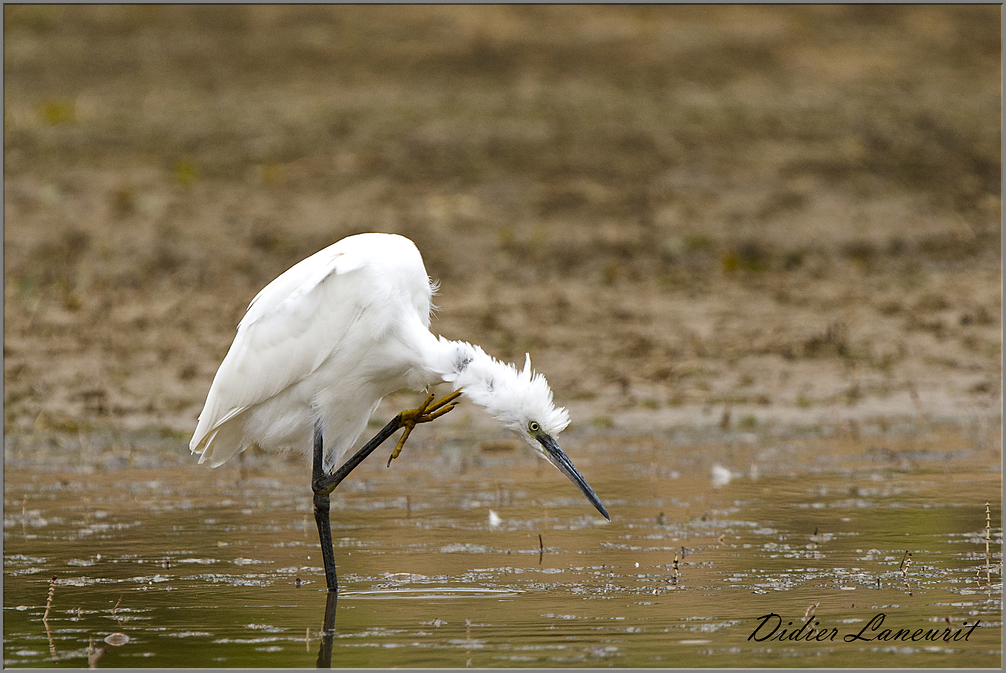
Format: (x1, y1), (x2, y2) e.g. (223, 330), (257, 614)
(465, 352), (569, 441)
(445, 343), (609, 521)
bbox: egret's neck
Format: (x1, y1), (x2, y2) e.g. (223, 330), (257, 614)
(427, 337), (569, 435)
(433, 338), (500, 393)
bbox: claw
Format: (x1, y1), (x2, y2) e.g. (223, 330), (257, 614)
(387, 390), (462, 467)
(426, 389), (462, 413)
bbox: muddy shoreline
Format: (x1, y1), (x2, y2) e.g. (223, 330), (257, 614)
(4, 6), (1001, 448)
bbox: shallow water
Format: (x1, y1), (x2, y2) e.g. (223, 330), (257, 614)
(4, 421), (1002, 667)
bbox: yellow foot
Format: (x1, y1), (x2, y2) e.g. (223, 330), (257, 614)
(387, 389), (462, 467)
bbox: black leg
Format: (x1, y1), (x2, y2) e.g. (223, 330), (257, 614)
(310, 391), (461, 594)
(312, 415), (408, 497)
(312, 422), (339, 593)
(310, 414), (410, 593)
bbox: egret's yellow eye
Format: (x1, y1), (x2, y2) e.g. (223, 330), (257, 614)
(529, 421), (541, 433)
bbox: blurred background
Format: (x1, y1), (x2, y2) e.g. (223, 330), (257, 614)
(3, 5), (1001, 443)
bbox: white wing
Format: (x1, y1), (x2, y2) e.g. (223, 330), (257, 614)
(190, 233), (435, 466)
(189, 241), (371, 462)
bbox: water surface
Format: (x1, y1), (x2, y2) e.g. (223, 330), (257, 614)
(4, 421), (1001, 667)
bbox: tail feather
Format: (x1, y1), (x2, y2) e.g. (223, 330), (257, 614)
(191, 409), (251, 467)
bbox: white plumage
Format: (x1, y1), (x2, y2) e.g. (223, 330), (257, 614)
(190, 233), (580, 479)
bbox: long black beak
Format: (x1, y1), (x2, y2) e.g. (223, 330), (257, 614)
(537, 433), (610, 521)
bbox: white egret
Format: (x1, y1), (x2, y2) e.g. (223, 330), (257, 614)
(190, 232), (609, 593)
